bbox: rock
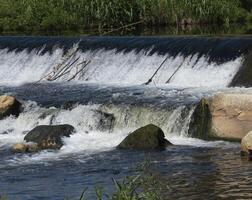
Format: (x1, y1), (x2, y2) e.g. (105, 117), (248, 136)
(24, 124), (75, 150)
(94, 110), (115, 132)
(0, 95), (22, 120)
(188, 98), (211, 139)
(62, 101), (77, 110)
(11, 143), (28, 153)
(230, 51), (252, 87)
(241, 131), (252, 157)
(189, 93), (252, 141)
(38, 109), (58, 125)
(11, 143), (39, 153)
(117, 124), (172, 150)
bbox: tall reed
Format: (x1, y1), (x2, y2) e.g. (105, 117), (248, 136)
(0, 0), (249, 32)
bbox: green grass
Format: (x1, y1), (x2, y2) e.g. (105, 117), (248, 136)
(75, 159), (169, 200)
(0, 196), (7, 200)
(0, 0), (251, 33)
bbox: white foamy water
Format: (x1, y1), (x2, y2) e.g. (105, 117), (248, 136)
(0, 101), (237, 166)
(0, 45), (243, 87)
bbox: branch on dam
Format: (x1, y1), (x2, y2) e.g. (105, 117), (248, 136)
(144, 55), (169, 85)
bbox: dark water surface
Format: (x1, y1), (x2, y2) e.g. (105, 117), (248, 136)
(0, 83), (208, 108)
(1, 144), (251, 200)
(1, 23), (252, 37)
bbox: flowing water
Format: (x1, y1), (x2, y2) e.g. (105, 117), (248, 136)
(0, 36), (252, 199)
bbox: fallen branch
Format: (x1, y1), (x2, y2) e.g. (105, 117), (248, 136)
(101, 20), (144, 36)
(53, 48), (78, 71)
(49, 56), (80, 81)
(143, 55), (170, 85)
(36, 48), (79, 83)
(165, 61), (184, 84)
(51, 60), (89, 80)
(67, 60), (91, 81)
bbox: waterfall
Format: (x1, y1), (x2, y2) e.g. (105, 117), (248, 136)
(0, 36), (251, 87)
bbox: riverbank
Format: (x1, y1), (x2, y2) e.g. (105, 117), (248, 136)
(0, 0), (251, 33)
(1, 23), (252, 37)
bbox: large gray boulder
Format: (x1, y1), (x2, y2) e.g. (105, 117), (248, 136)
(0, 95), (22, 120)
(117, 124), (172, 150)
(189, 93), (252, 141)
(24, 124), (75, 150)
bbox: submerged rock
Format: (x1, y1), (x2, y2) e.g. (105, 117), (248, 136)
(189, 93), (252, 141)
(241, 131), (252, 158)
(62, 101), (77, 110)
(94, 110), (115, 132)
(24, 124), (75, 150)
(117, 124), (171, 150)
(0, 95), (22, 120)
(38, 109), (58, 125)
(11, 143), (39, 153)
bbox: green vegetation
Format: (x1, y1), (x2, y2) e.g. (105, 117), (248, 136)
(0, 0), (251, 33)
(75, 160), (168, 200)
(0, 196), (7, 200)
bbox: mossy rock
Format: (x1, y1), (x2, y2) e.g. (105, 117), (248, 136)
(188, 98), (212, 139)
(230, 51), (252, 87)
(117, 124), (172, 150)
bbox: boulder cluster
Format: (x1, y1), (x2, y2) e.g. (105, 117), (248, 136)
(0, 95), (172, 154)
(188, 92), (252, 159)
(3, 92), (252, 159)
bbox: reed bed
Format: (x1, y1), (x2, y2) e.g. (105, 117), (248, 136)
(0, 0), (251, 33)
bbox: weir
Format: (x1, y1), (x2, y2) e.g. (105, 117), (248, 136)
(0, 36), (252, 87)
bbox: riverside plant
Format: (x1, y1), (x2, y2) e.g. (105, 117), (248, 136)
(0, 196), (7, 200)
(0, 0), (250, 32)
(75, 159), (168, 200)
(0, 160), (169, 200)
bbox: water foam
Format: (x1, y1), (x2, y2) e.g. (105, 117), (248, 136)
(0, 100), (236, 166)
(0, 44), (243, 87)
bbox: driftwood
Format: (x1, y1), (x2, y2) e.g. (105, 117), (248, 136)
(63, 60), (90, 80)
(48, 56), (80, 81)
(165, 61), (184, 84)
(67, 60), (91, 81)
(36, 48), (79, 83)
(101, 20), (144, 36)
(144, 55), (170, 85)
(36, 20), (147, 83)
(53, 49), (78, 71)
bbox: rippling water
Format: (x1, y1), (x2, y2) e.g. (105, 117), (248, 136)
(1, 142), (251, 200)
(0, 77), (252, 199)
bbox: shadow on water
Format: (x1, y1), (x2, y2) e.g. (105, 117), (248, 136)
(1, 23), (252, 36)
